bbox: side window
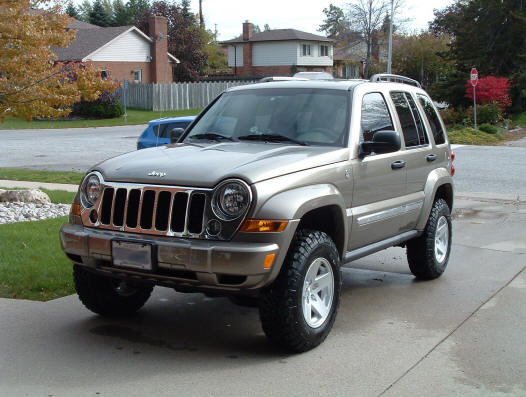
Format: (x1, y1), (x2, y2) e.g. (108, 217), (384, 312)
(390, 91), (428, 148)
(418, 94), (446, 145)
(360, 93), (394, 142)
(155, 122), (191, 138)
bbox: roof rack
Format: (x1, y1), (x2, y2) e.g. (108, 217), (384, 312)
(370, 74), (421, 88)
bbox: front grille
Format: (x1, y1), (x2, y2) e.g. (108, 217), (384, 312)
(87, 184), (208, 238)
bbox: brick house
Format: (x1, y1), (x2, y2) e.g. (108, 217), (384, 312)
(221, 22), (334, 77)
(53, 16), (178, 83)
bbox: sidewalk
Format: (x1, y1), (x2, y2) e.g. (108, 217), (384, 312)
(0, 179), (78, 192)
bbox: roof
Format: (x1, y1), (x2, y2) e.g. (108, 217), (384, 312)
(53, 19), (179, 63)
(221, 29), (333, 44)
(227, 80), (363, 92)
(149, 115), (197, 124)
(333, 45), (365, 62)
(54, 25), (132, 61)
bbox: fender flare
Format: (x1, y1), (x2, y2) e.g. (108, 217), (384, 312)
(416, 168), (454, 230)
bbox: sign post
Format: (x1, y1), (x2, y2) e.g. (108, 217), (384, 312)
(470, 68), (478, 130)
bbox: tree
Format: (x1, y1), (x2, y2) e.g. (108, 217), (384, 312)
(465, 76), (512, 109)
(264, 23), (271, 31)
(126, 0), (150, 22)
(0, 0), (117, 121)
(318, 4), (348, 40)
(77, 0), (92, 22)
(431, 0), (526, 111)
(112, 0), (131, 26)
(65, 1), (79, 19)
(200, 28), (228, 76)
(89, 0), (112, 26)
(392, 33), (452, 88)
(136, 1), (206, 81)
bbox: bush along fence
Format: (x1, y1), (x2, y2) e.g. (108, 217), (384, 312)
(115, 80), (258, 111)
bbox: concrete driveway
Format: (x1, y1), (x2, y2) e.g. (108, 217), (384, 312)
(1, 194), (525, 396)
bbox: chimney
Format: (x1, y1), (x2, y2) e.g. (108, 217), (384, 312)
(242, 21), (253, 41)
(148, 15), (172, 83)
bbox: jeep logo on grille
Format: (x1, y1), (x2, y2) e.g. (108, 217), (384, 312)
(148, 171), (166, 178)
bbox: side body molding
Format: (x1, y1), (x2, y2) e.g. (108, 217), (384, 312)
(416, 167), (454, 230)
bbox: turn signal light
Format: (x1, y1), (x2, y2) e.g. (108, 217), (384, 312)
(71, 203), (81, 216)
(263, 253), (276, 269)
(240, 219), (288, 233)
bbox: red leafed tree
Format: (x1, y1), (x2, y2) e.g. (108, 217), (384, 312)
(465, 76), (512, 109)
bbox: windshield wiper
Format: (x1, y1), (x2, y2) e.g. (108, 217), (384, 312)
(188, 133), (236, 142)
(238, 133), (308, 146)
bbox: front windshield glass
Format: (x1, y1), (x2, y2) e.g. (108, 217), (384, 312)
(183, 88), (350, 147)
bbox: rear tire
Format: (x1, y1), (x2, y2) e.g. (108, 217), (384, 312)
(407, 198), (452, 280)
(73, 265), (153, 316)
(259, 230), (341, 353)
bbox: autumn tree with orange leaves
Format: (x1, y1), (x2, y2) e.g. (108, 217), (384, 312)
(0, 0), (117, 121)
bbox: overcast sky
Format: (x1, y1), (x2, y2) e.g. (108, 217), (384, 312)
(69, 0), (455, 40)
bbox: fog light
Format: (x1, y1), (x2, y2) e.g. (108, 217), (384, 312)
(206, 219), (222, 236)
(89, 209), (98, 223)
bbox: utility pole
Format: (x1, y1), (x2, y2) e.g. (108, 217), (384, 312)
(199, 0), (203, 28)
(387, 0), (393, 73)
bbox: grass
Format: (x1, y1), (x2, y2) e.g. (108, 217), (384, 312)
(0, 216), (74, 301)
(448, 127), (504, 145)
(512, 111), (526, 127)
(0, 168), (84, 184)
(0, 108), (201, 130)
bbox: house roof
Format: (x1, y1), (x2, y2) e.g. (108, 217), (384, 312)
(221, 29), (333, 44)
(53, 19), (179, 63)
(333, 44), (366, 62)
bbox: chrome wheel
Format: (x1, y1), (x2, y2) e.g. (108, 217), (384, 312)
(434, 216), (449, 264)
(302, 257), (334, 328)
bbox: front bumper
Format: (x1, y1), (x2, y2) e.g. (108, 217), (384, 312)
(60, 223), (295, 293)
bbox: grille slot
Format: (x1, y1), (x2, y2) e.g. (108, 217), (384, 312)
(90, 184), (210, 238)
(100, 188), (114, 225)
(171, 192), (188, 232)
(140, 190), (156, 229)
(155, 191), (171, 231)
(113, 188), (127, 226)
(188, 193), (206, 234)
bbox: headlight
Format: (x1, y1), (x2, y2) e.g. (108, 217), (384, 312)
(80, 172), (102, 208)
(212, 179), (251, 221)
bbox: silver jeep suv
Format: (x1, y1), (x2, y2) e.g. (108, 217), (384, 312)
(60, 74), (454, 352)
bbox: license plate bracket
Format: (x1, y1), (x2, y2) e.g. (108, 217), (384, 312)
(111, 240), (154, 271)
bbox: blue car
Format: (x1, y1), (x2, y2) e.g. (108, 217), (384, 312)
(137, 115), (196, 150)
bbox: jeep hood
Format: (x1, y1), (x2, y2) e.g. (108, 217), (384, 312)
(92, 142), (349, 187)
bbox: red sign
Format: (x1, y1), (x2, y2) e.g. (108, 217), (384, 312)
(470, 68), (478, 87)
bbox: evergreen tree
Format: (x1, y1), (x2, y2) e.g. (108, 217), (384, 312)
(65, 2), (79, 19)
(181, 0), (191, 18)
(112, 0), (131, 26)
(126, 0), (150, 24)
(89, 0), (112, 26)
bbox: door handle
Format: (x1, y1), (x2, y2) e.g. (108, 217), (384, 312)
(426, 154), (437, 162)
(391, 160), (406, 169)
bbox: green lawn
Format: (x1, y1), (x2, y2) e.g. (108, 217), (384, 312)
(0, 216), (74, 301)
(0, 108), (201, 130)
(448, 127), (504, 145)
(0, 168), (84, 184)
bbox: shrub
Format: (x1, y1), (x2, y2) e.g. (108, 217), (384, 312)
(72, 91), (124, 119)
(478, 123), (498, 134)
(463, 102), (502, 125)
(448, 127), (503, 145)
(439, 107), (462, 126)
(465, 76), (512, 110)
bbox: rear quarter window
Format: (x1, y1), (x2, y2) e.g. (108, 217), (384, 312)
(417, 94), (446, 145)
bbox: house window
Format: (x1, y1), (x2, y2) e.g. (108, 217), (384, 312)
(320, 45), (329, 57)
(302, 44), (311, 56)
(100, 70), (108, 80)
(132, 69), (142, 83)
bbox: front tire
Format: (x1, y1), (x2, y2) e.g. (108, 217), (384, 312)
(407, 198), (452, 280)
(259, 230), (341, 352)
(73, 265), (153, 316)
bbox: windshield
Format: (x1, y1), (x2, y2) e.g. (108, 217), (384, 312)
(183, 88), (350, 147)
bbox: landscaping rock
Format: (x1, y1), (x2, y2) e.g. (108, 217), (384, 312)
(0, 189), (51, 204)
(0, 202), (70, 224)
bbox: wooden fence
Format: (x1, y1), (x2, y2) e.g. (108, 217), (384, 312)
(115, 80), (258, 111)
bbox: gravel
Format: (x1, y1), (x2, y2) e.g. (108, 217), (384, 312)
(0, 202), (71, 225)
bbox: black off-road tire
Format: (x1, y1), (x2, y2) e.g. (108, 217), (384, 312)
(73, 265), (153, 316)
(259, 230), (341, 353)
(407, 198), (452, 280)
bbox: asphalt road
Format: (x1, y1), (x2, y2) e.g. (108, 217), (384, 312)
(1, 126), (526, 198)
(1, 196), (525, 396)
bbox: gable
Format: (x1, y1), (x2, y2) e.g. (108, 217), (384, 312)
(85, 30), (151, 62)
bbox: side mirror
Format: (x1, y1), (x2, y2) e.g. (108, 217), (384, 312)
(359, 130), (401, 157)
(169, 128), (185, 144)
